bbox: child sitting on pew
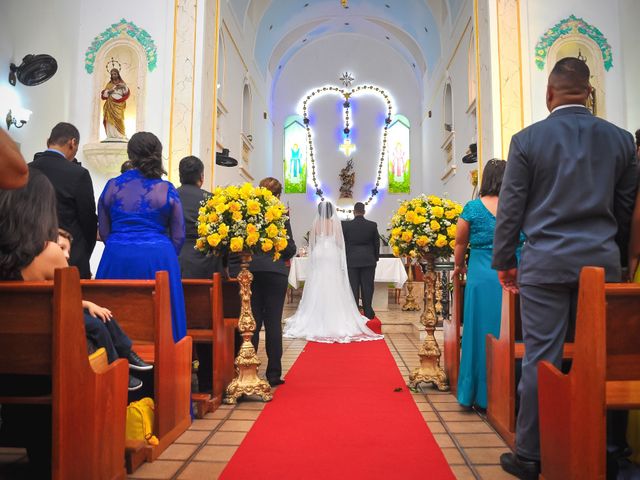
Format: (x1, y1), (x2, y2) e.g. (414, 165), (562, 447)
(57, 229), (152, 391)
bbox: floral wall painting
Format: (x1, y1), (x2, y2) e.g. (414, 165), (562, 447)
(387, 114), (410, 194)
(284, 115), (308, 194)
(85, 19), (158, 74)
(535, 15), (612, 71)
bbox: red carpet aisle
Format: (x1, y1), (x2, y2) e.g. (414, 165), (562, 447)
(221, 340), (455, 479)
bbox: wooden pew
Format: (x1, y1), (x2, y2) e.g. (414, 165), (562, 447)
(222, 279), (241, 387)
(0, 267), (128, 480)
(443, 275), (464, 395)
(80, 271), (192, 464)
(183, 273), (236, 417)
(538, 267), (640, 479)
(486, 290), (574, 449)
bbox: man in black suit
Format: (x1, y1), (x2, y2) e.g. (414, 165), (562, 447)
(493, 58), (637, 479)
(177, 156), (223, 393)
(342, 202), (380, 319)
(31, 123), (97, 279)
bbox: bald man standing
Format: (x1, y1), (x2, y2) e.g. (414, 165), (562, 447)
(492, 57), (637, 479)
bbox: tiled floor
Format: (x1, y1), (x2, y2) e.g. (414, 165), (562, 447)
(0, 292), (513, 480)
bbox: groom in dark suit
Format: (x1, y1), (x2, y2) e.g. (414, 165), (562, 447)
(493, 57), (637, 479)
(342, 202), (380, 319)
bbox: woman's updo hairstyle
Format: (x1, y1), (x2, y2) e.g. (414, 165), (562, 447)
(127, 132), (167, 179)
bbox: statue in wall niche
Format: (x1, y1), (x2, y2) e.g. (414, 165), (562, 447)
(101, 59), (130, 141)
(339, 158), (355, 199)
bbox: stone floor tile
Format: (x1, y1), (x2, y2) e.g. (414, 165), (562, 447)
(417, 402), (434, 411)
(190, 419), (222, 431)
(421, 411), (439, 422)
(447, 422), (494, 434)
(476, 465), (517, 479)
(426, 421), (446, 433)
(439, 411), (482, 422)
(450, 465), (476, 480)
(432, 402), (471, 412)
(218, 420), (254, 432)
(177, 461), (226, 480)
(235, 401), (266, 410)
(432, 433), (455, 448)
(229, 409), (262, 420)
(207, 431), (248, 446)
(427, 393), (459, 402)
(175, 430), (210, 444)
(129, 460), (183, 479)
(454, 433), (508, 448)
(441, 447), (466, 465)
(204, 409), (231, 420)
(157, 443), (198, 461)
(194, 445), (238, 462)
(464, 447), (508, 465)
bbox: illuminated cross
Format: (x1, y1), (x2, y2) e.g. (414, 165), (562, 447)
(339, 138), (356, 156)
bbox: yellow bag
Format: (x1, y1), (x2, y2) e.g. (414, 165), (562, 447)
(126, 398), (159, 445)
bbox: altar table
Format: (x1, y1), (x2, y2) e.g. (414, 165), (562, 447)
(288, 257), (408, 311)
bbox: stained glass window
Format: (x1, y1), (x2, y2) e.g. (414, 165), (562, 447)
(283, 115), (307, 194)
(387, 114), (410, 194)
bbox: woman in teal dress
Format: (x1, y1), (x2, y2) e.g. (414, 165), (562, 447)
(453, 159), (524, 410)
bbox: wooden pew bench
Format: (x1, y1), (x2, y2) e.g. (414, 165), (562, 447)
(183, 273), (238, 417)
(0, 267), (128, 480)
(80, 271), (192, 466)
(538, 267), (640, 479)
(443, 275), (464, 395)
(486, 290), (574, 449)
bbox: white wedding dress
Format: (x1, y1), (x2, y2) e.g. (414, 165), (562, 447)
(283, 202), (383, 343)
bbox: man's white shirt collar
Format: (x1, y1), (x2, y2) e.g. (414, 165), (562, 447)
(551, 104), (588, 113)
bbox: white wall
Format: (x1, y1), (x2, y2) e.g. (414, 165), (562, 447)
(421, 1), (477, 206)
(523, 0), (627, 127)
(272, 33), (423, 247)
(213, 2), (272, 188)
(619, 0), (640, 132)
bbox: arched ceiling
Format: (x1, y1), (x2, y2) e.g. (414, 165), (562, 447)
(231, 0), (458, 80)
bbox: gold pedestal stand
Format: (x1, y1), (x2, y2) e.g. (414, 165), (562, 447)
(224, 253), (272, 404)
(408, 255), (449, 391)
(401, 258), (421, 311)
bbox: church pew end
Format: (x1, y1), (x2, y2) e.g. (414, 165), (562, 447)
(0, 267), (128, 480)
(486, 289), (574, 450)
(80, 272), (192, 464)
(538, 267), (640, 479)
(183, 274), (239, 417)
(443, 275), (464, 396)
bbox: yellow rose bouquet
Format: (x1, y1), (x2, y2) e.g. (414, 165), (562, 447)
(195, 183), (290, 260)
(388, 194), (463, 259)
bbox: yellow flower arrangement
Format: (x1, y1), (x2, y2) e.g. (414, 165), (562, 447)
(388, 194), (463, 259)
(196, 183), (290, 261)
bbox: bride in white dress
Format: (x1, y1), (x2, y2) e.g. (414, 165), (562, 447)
(283, 201), (383, 343)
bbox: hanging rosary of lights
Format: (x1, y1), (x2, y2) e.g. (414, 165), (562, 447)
(302, 75), (393, 214)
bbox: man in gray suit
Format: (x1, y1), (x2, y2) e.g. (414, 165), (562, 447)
(492, 57), (637, 479)
(177, 156), (223, 393)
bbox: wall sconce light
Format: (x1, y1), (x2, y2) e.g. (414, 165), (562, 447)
(5, 107), (32, 130)
(216, 148), (238, 167)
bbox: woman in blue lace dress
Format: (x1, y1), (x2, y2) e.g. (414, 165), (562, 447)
(453, 159), (524, 410)
(96, 132), (187, 341)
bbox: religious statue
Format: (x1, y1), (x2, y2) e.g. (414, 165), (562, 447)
(339, 158), (355, 199)
(101, 59), (130, 141)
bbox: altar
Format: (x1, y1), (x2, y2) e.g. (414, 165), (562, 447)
(288, 257), (408, 312)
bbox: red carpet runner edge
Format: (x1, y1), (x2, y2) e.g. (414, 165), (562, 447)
(221, 340), (455, 479)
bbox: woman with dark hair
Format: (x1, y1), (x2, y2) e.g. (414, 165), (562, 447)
(0, 167), (61, 280)
(453, 159), (524, 410)
(96, 132), (187, 341)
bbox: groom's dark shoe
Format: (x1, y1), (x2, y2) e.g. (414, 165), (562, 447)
(268, 378), (285, 387)
(500, 453), (540, 480)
